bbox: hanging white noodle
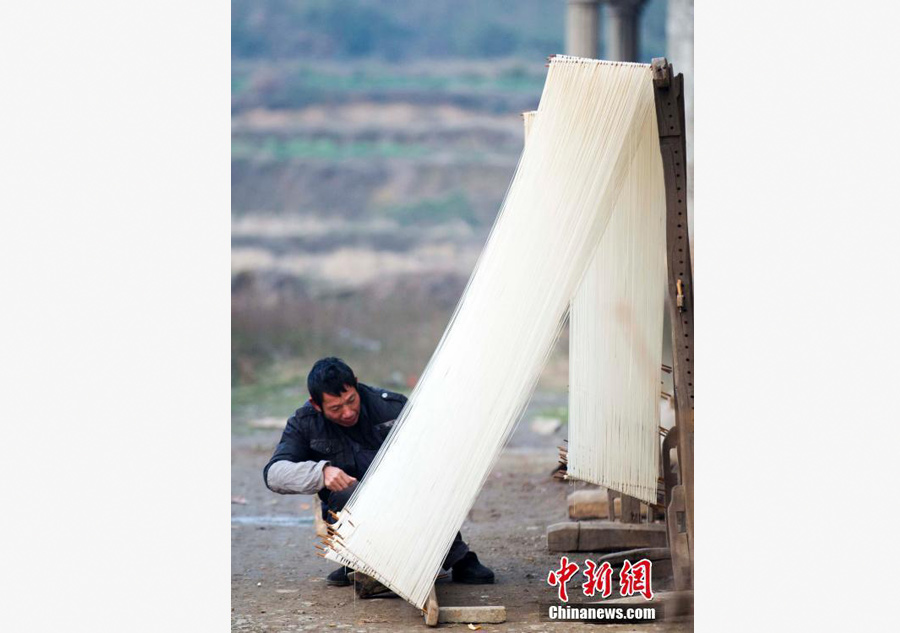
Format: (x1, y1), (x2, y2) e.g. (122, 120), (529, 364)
(565, 104), (666, 503)
(325, 57), (659, 609)
(524, 104), (665, 503)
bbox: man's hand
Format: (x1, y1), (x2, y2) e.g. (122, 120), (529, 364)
(323, 465), (357, 492)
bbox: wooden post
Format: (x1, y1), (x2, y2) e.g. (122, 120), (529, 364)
(651, 57), (694, 583)
(620, 494), (641, 524)
(424, 586), (439, 627)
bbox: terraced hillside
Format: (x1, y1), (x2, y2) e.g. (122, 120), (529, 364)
(231, 62), (547, 402)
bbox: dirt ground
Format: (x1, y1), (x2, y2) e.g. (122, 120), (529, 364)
(231, 392), (692, 632)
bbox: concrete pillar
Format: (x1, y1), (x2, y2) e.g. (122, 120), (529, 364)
(605, 0), (647, 62)
(566, 0), (600, 58)
(667, 0), (693, 251)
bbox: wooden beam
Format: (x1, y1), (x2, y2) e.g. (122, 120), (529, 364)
(651, 58), (694, 583)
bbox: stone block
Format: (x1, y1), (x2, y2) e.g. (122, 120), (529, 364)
(438, 606), (507, 624)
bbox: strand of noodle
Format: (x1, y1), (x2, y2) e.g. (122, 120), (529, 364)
(324, 57), (658, 609)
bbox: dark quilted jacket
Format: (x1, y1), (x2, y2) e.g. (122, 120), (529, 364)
(263, 383), (408, 502)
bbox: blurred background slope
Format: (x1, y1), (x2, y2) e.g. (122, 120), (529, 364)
(231, 0), (669, 430)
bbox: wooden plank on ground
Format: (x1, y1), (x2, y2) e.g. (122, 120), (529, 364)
(548, 521), (666, 552)
(547, 522), (580, 551)
(577, 522), (667, 552)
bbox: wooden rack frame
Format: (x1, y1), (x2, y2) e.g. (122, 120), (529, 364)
(652, 57), (694, 587)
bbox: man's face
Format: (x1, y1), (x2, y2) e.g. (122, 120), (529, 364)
(315, 385), (361, 427)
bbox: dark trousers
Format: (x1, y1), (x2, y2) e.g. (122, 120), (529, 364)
(323, 481), (470, 569)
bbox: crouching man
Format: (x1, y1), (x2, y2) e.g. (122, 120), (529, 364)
(263, 357), (494, 592)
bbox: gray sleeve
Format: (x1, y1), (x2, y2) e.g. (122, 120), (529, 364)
(265, 459), (330, 495)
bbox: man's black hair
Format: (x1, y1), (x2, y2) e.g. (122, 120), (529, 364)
(307, 357), (358, 407)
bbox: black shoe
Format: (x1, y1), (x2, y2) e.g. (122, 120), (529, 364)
(451, 552), (495, 584)
(326, 566), (352, 587)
